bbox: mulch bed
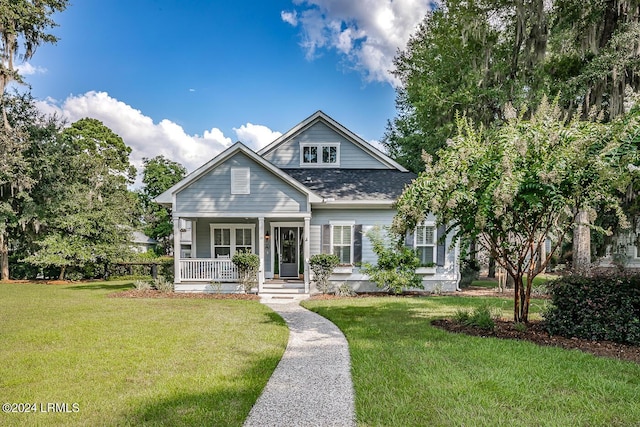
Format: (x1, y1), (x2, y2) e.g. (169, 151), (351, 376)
(108, 290), (259, 300)
(432, 319), (640, 364)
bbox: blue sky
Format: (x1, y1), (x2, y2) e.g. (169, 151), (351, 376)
(20, 0), (434, 179)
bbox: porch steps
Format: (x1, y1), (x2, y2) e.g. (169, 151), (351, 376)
(260, 280), (308, 302)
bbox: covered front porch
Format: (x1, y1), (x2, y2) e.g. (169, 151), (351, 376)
(173, 215), (311, 294)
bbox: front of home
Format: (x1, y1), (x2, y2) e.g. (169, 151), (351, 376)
(155, 111), (460, 295)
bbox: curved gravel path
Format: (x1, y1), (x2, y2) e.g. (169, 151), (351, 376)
(244, 300), (356, 427)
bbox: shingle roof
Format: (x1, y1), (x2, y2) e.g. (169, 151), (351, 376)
(282, 168), (417, 201)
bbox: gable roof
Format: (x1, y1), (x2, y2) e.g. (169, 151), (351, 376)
(155, 142), (323, 206)
(282, 168), (416, 201)
(257, 110), (408, 172)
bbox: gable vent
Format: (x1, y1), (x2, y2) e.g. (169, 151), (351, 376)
(231, 167), (250, 194)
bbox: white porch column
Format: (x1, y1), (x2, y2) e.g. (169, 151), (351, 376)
(304, 216), (310, 293)
(258, 217), (265, 293)
(173, 216), (181, 284)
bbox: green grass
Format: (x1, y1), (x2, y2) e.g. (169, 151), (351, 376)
(472, 273), (558, 289)
(0, 281), (288, 426)
(302, 296), (640, 427)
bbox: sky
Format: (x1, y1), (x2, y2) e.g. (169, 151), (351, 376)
(18, 0), (435, 183)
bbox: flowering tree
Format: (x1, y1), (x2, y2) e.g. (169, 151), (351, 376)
(393, 99), (640, 322)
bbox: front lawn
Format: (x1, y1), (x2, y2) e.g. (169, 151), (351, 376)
(303, 296), (640, 426)
(0, 281), (288, 426)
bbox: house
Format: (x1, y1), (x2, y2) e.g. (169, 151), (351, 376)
(131, 231), (157, 254)
(155, 111), (460, 294)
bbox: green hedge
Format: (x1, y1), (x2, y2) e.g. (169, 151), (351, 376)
(544, 273), (640, 345)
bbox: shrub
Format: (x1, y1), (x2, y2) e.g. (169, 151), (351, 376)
(454, 304), (496, 330)
(134, 280), (152, 291)
(459, 258), (480, 288)
(334, 283), (356, 297)
(310, 254), (340, 294)
(232, 251), (260, 293)
(543, 272), (640, 345)
(362, 227), (422, 295)
(152, 276), (174, 292)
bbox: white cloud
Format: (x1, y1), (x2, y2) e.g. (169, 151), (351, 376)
(15, 62), (47, 75)
(233, 123), (282, 151)
(282, 0), (435, 85)
(281, 10), (298, 26)
(35, 91), (234, 185)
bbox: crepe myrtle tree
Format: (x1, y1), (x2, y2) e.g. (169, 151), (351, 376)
(392, 98), (640, 323)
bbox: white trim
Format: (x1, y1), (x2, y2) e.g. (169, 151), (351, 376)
(270, 222), (305, 279)
(257, 110), (408, 172)
(155, 142), (322, 206)
(330, 222), (355, 265)
(299, 142), (341, 167)
(231, 167), (250, 194)
(174, 212), (312, 218)
(191, 220), (197, 257)
(210, 224), (256, 259)
(414, 223), (437, 266)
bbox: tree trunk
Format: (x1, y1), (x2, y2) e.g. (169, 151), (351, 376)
(488, 257), (496, 278)
(59, 265), (66, 281)
(573, 209), (591, 275)
(0, 234), (8, 280)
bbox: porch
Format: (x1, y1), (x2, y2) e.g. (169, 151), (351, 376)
(173, 215), (311, 294)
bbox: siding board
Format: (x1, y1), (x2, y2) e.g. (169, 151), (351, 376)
(263, 122), (390, 169)
(176, 152), (308, 213)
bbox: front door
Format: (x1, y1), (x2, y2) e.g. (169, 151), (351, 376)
(279, 227), (298, 277)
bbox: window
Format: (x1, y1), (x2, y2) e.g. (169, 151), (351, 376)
(415, 225), (436, 265)
(212, 225), (254, 258)
(332, 224), (352, 264)
(231, 168), (250, 194)
(300, 143), (340, 166)
(213, 228), (231, 258)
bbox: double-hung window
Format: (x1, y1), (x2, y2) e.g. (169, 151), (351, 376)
(211, 225), (254, 258)
(415, 224), (436, 266)
(332, 223), (353, 264)
(300, 143), (340, 166)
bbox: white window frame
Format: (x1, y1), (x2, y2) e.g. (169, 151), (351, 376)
(330, 221), (354, 265)
(231, 167), (250, 194)
(210, 224), (255, 259)
(300, 142), (340, 167)
(414, 222), (436, 266)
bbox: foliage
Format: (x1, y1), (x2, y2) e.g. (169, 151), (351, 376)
(0, 0), (69, 121)
(334, 282), (356, 297)
(303, 297), (640, 426)
(393, 100), (640, 322)
(24, 118), (137, 279)
(459, 258), (480, 288)
(232, 251), (260, 293)
(454, 304), (497, 330)
(138, 155), (186, 255)
(544, 273), (640, 345)
(0, 281), (287, 426)
(152, 276), (174, 293)
(362, 226), (422, 295)
(385, 0), (640, 274)
(133, 279), (152, 291)
(309, 253), (340, 294)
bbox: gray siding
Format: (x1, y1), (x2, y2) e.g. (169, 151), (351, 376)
(176, 152), (308, 213)
(194, 218), (259, 259)
(310, 209), (397, 264)
(263, 122), (390, 169)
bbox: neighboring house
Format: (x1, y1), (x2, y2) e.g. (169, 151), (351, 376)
(131, 231), (157, 254)
(155, 111), (460, 294)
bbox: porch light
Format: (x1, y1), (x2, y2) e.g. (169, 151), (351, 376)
(265, 231), (270, 240)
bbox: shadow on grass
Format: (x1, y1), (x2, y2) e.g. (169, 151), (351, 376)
(118, 354), (283, 427)
(64, 282), (133, 291)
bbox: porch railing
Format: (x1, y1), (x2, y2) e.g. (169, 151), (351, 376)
(179, 259), (239, 282)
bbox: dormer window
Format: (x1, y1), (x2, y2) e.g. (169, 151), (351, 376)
(300, 143), (340, 167)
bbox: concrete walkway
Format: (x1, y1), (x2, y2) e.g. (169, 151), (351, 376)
(244, 300), (356, 427)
